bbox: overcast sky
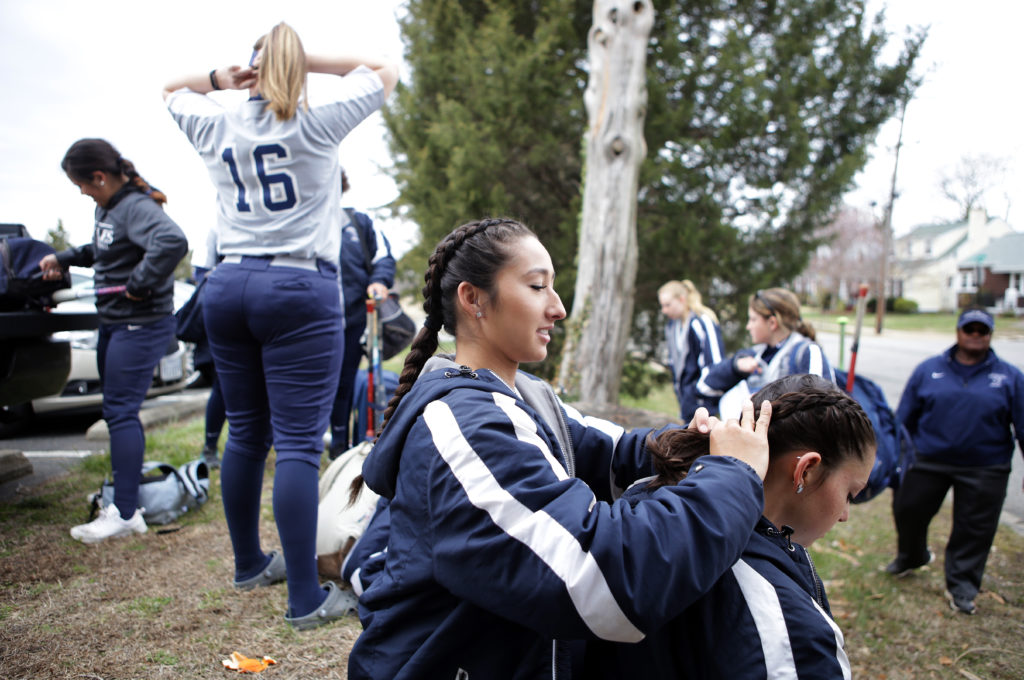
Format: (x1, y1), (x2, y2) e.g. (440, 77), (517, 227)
(1, 0), (1019, 265)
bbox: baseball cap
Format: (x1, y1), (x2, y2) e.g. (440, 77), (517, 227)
(957, 308), (994, 331)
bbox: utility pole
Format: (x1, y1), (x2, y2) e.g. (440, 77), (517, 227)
(876, 97), (907, 334)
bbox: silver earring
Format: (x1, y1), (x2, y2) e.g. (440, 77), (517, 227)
(475, 311), (483, 318)
(796, 483), (804, 494)
(99, 180), (105, 186)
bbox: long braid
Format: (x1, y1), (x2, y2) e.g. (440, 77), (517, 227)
(119, 157), (168, 206)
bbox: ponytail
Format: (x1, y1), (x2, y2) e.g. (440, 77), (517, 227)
(255, 22), (308, 121)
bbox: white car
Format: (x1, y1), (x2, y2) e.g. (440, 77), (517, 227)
(28, 267), (198, 416)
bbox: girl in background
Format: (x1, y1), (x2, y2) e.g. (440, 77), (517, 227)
(699, 287), (835, 419)
(163, 22), (397, 629)
(657, 279), (724, 420)
(41, 138), (188, 544)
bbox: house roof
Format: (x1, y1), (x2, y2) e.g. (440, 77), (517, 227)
(896, 220), (964, 242)
(957, 232), (1024, 272)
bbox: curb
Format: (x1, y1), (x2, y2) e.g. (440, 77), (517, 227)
(84, 389), (211, 441)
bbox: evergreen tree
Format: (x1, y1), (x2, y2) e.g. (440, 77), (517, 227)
(46, 219), (71, 252)
(385, 0), (924, 381)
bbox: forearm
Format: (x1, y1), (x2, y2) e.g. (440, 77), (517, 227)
(307, 55), (399, 96)
(162, 66), (254, 100)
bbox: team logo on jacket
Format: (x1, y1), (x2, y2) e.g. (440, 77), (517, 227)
(96, 222), (115, 248)
(989, 372), (1008, 388)
(930, 371), (944, 379)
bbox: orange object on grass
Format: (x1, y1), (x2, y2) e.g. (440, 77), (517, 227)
(222, 651), (278, 673)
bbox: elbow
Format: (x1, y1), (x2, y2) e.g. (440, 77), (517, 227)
(377, 63), (400, 97)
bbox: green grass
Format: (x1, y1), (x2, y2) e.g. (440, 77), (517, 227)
(804, 309), (1024, 335)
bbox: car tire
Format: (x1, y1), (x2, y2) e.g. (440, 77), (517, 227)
(0, 402), (34, 438)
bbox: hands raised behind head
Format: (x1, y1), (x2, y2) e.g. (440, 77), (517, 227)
(709, 399), (771, 481)
(220, 66), (258, 90)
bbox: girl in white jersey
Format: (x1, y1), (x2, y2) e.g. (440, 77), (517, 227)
(162, 22), (398, 630)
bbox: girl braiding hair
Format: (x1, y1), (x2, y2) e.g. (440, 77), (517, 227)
(61, 138), (167, 205)
(349, 218), (532, 503)
(646, 373), (875, 490)
(378, 217), (534, 431)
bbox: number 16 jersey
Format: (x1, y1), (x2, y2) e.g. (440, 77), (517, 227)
(166, 66), (386, 265)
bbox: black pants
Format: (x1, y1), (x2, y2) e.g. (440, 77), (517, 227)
(892, 459), (1010, 600)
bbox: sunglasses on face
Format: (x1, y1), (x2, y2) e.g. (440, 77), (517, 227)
(961, 323), (991, 336)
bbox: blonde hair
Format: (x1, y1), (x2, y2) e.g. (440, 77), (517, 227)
(254, 22), (308, 121)
(658, 279), (719, 323)
(748, 287), (816, 341)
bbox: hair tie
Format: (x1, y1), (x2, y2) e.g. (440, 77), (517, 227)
(424, 316), (442, 332)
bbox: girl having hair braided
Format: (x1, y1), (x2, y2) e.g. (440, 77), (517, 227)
(348, 218), (774, 680)
(39, 137), (188, 544)
(586, 373), (877, 679)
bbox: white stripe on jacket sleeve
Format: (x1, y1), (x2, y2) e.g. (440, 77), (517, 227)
(809, 595), (852, 679)
(731, 560), (798, 679)
(423, 398), (644, 642)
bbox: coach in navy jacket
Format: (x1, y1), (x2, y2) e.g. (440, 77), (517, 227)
(348, 356), (764, 680)
(889, 308), (1024, 614)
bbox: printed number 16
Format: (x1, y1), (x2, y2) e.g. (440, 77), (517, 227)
(221, 144), (297, 212)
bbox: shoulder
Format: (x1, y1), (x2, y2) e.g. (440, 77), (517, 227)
(166, 89), (224, 118)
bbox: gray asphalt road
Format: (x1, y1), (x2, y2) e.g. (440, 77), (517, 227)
(818, 328), (1024, 534)
(0, 389), (209, 502)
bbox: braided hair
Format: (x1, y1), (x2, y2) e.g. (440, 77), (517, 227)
(380, 217), (535, 432)
(645, 374), (875, 490)
(61, 138), (167, 205)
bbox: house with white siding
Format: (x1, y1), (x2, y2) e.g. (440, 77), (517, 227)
(892, 208), (1014, 312)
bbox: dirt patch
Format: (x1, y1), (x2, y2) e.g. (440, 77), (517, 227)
(0, 493), (361, 679)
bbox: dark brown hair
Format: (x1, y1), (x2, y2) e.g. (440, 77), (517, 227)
(646, 374), (875, 490)
(61, 138), (167, 205)
(349, 217), (535, 503)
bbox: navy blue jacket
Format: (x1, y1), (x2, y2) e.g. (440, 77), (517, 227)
(665, 312), (725, 420)
(587, 483), (849, 679)
(698, 332), (835, 418)
(340, 208), (395, 327)
(897, 345), (1024, 467)
(348, 360), (765, 680)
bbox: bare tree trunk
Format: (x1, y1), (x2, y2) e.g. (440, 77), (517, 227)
(558, 0), (653, 404)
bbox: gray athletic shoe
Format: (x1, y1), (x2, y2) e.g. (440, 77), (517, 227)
(284, 581), (358, 631)
(233, 550), (286, 590)
(946, 590), (977, 615)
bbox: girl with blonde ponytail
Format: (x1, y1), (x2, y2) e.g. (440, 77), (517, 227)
(657, 279), (725, 420)
(162, 23), (398, 631)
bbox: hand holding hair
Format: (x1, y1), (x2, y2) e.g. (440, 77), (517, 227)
(709, 399), (771, 480)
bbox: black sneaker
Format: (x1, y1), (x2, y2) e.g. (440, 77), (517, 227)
(884, 550), (934, 578)
(946, 590), (977, 615)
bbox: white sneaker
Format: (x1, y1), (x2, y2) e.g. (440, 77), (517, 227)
(70, 503), (147, 544)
